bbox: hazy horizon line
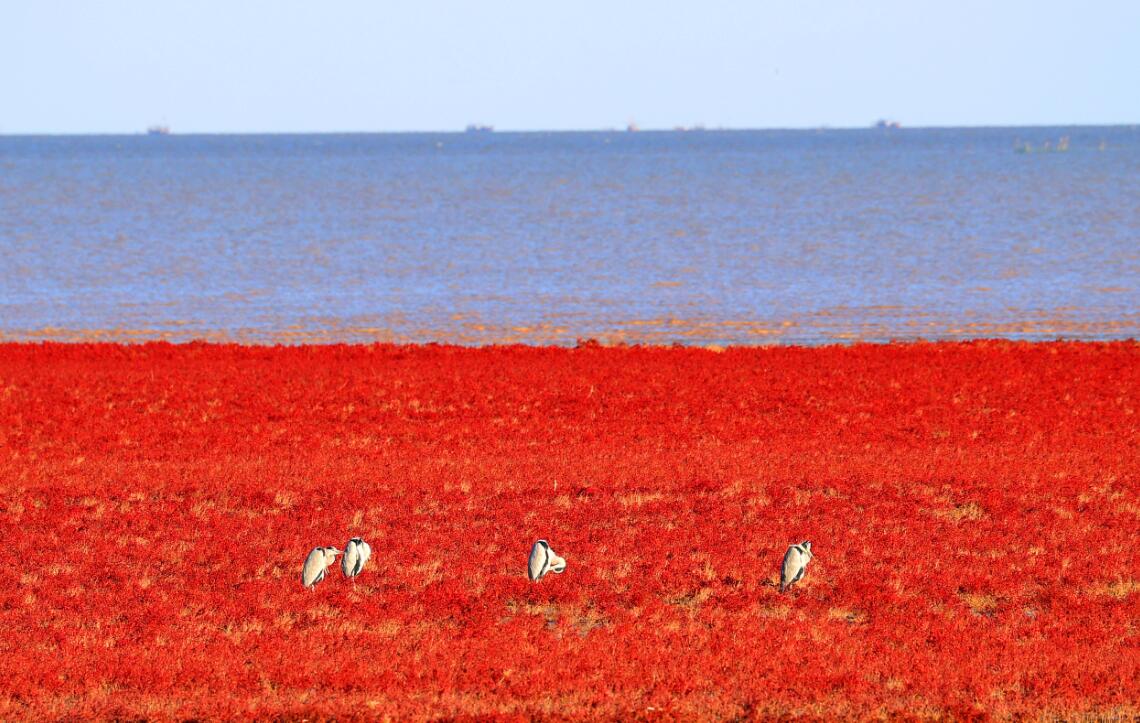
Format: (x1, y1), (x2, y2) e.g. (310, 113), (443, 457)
(2, 121), (1137, 138)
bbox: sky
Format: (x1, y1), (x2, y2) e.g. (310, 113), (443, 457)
(2, 0), (1137, 134)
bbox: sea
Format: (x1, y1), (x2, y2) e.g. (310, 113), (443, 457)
(1, 126), (1137, 346)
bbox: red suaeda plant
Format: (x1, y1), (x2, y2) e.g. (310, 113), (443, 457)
(0, 340), (1137, 718)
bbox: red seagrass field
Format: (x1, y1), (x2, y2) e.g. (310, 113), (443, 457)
(1, 340), (1137, 719)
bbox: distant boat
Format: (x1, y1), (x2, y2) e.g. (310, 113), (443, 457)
(874, 119), (901, 129)
(146, 125), (171, 136)
(465, 124), (493, 133)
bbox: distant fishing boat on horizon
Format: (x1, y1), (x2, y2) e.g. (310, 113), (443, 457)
(147, 124), (171, 136)
(465, 124), (493, 133)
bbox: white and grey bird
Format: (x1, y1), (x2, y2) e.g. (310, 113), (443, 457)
(341, 537), (372, 582)
(779, 541), (813, 593)
(528, 539), (567, 581)
(301, 546), (341, 590)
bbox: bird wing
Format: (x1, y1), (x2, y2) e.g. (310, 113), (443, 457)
(350, 541), (365, 577)
(342, 542), (359, 577)
(302, 549), (323, 587)
(358, 541), (371, 573)
(780, 547), (803, 589)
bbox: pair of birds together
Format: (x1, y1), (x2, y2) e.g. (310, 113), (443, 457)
(301, 537), (372, 589)
(301, 537), (812, 592)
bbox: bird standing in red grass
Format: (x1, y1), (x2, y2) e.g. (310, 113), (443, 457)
(301, 546), (342, 590)
(528, 539), (567, 581)
(780, 541), (813, 593)
(341, 537), (371, 586)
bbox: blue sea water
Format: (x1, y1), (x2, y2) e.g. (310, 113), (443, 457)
(1, 127), (1137, 345)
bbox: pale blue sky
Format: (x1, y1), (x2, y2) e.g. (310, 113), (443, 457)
(2, 0), (1137, 133)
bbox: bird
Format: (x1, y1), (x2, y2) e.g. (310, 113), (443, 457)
(341, 537), (371, 583)
(528, 539), (567, 581)
(301, 546), (341, 590)
(780, 541), (813, 593)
